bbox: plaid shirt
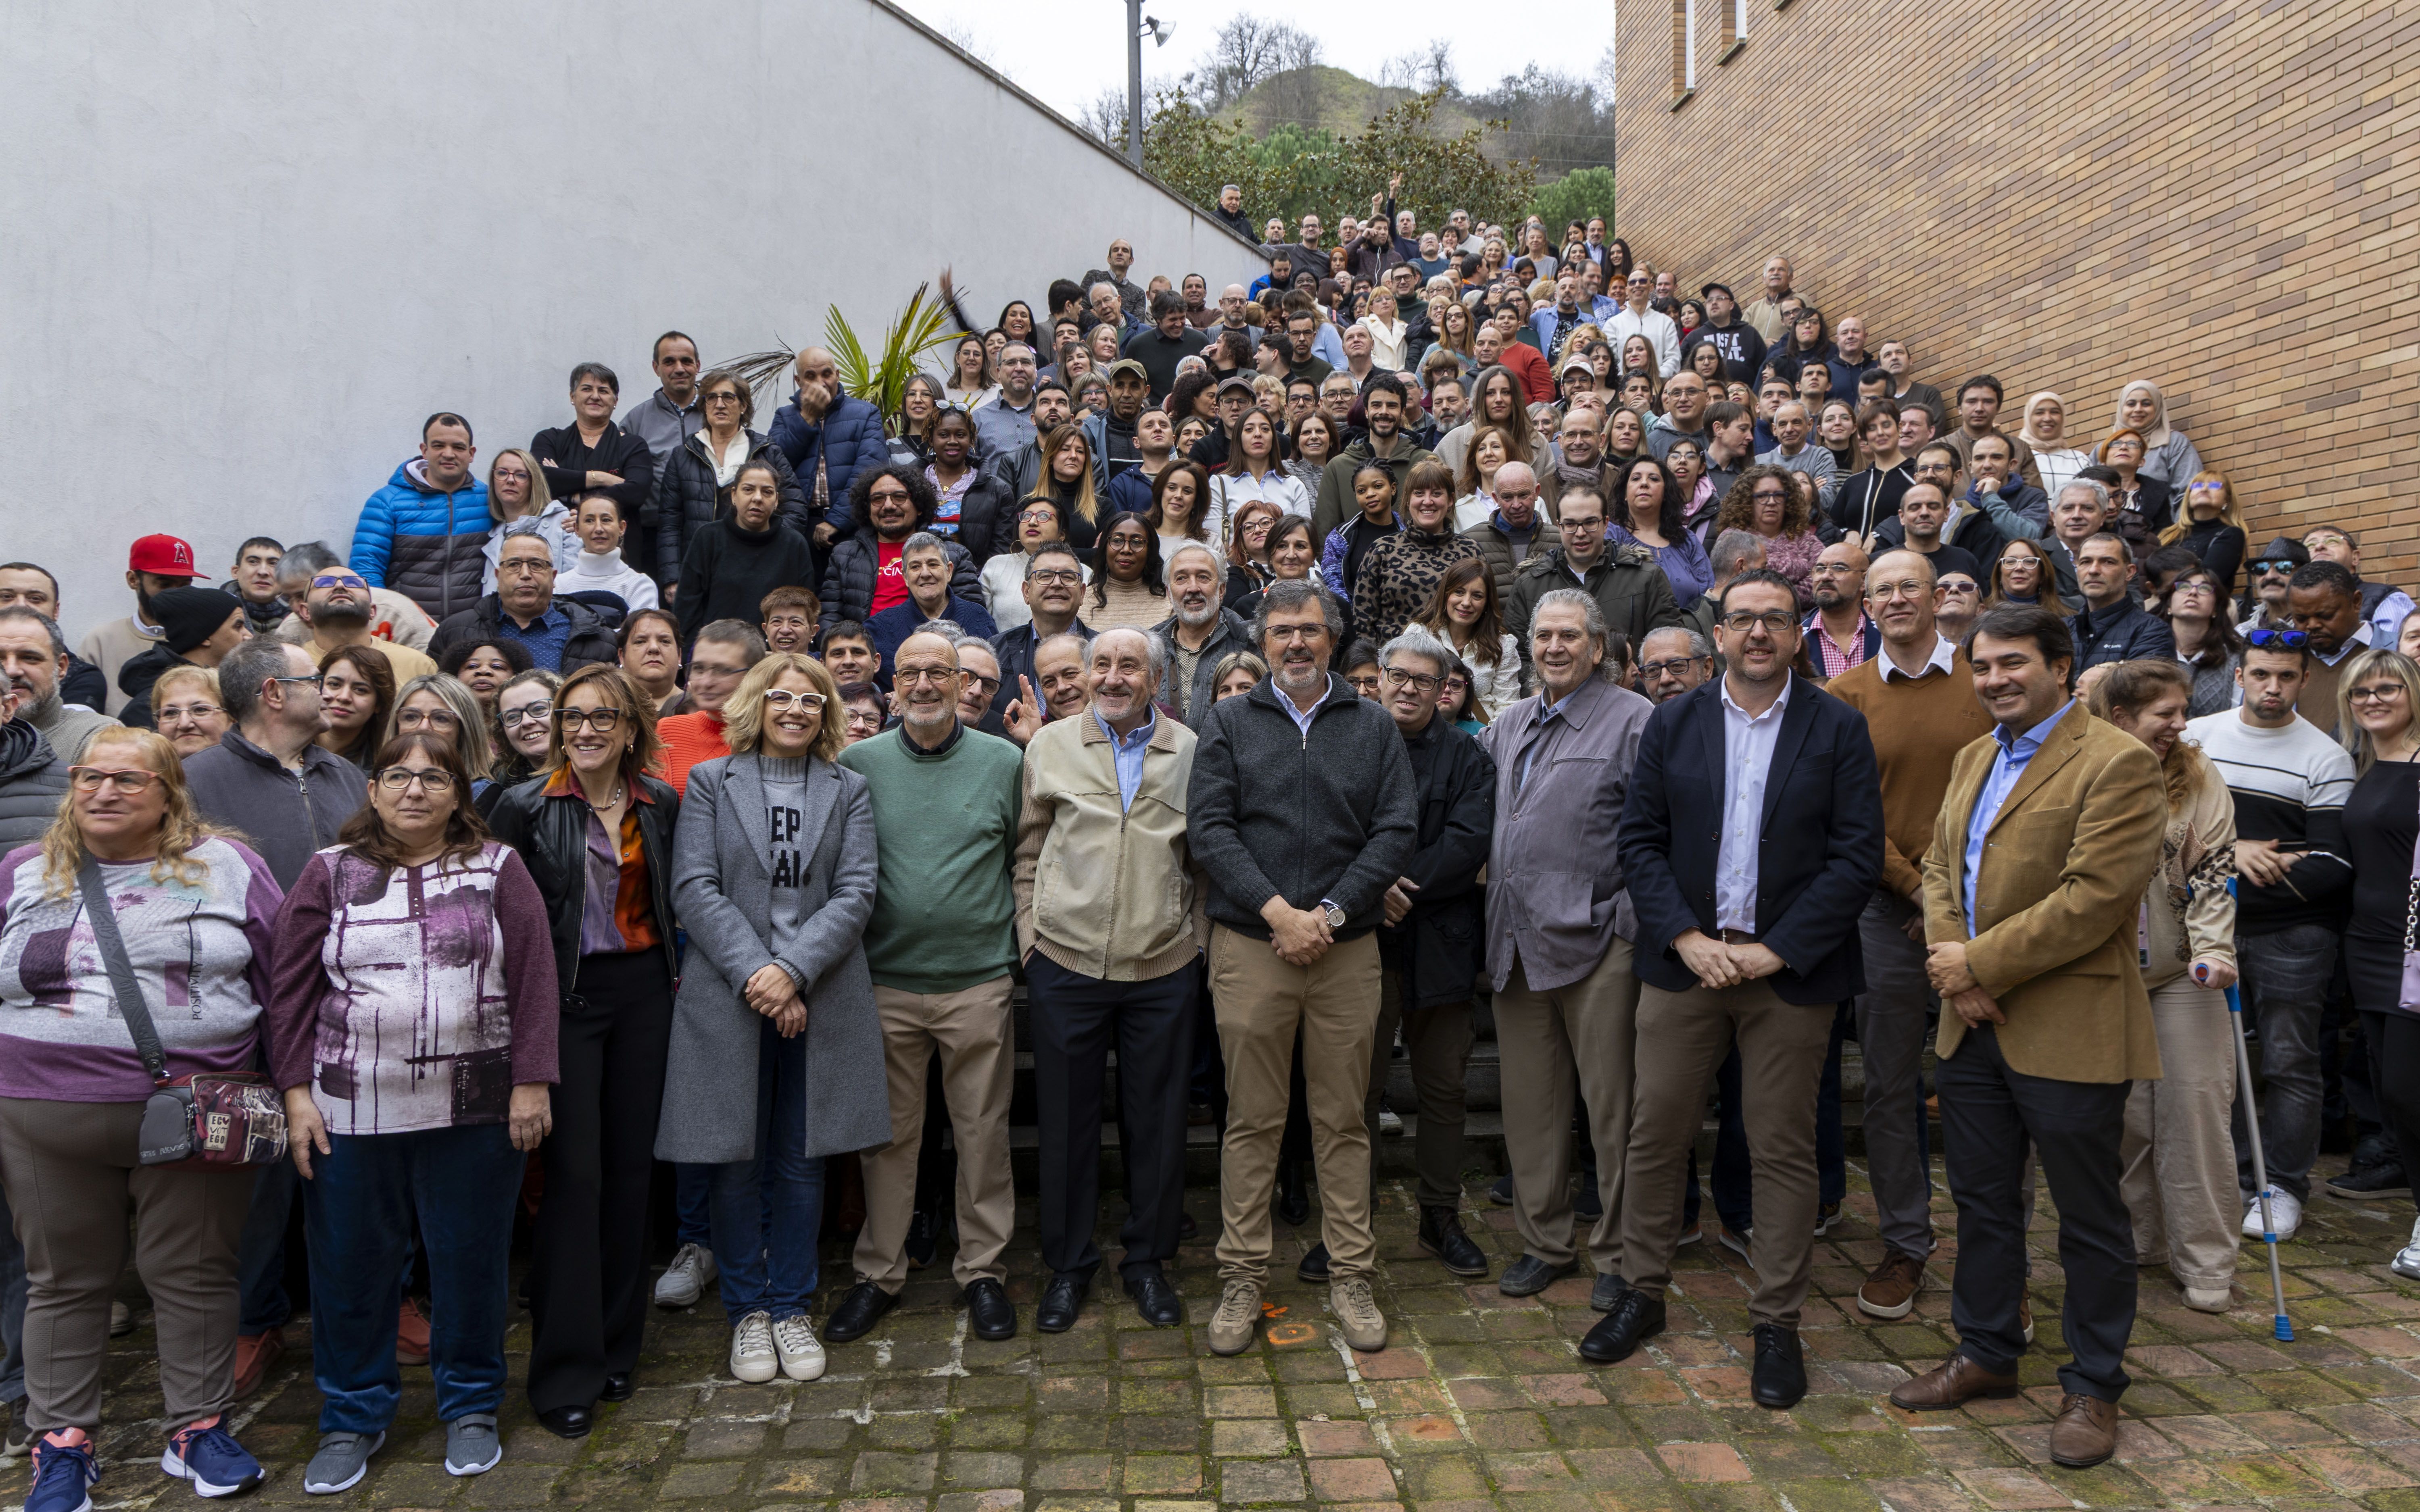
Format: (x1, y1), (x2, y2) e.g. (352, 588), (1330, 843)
(1806, 611), (1875, 679)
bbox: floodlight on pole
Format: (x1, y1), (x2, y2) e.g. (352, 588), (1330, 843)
(1126, 2), (1173, 167)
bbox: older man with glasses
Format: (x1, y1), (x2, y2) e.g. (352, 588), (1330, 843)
(428, 527), (618, 674)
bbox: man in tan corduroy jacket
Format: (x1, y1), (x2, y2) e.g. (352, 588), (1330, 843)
(1889, 604), (2165, 1474)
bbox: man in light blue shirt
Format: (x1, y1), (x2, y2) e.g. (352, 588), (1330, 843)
(1961, 698), (2075, 934)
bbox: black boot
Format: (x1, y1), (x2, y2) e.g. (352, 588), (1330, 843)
(1275, 1160), (1310, 1226)
(1418, 1206), (1490, 1278)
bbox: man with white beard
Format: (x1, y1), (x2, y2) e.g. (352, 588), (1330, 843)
(1153, 542), (1252, 728)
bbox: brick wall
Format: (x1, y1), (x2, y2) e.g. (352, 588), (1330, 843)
(1609, 0), (2420, 581)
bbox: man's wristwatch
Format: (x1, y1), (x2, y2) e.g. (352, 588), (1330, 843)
(1318, 899), (1347, 930)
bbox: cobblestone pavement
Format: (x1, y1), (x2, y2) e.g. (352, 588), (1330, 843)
(13, 1161), (2420, 1511)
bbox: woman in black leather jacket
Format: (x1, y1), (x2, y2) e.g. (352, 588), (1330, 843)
(484, 664), (679, 1440)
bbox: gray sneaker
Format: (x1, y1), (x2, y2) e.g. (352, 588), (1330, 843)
(444, 1414), (502, 1477)
(1, 1398), (29, 1461)
(654, 1242), (717, 1308)
(303, 1429), (385, 1495)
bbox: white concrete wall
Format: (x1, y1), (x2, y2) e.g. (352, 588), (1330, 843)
(0, 0), (1260, 636)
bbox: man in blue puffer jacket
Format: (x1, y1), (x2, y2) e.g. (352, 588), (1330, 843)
(349, 412), (492, 625)
(770, 347), (887, 548)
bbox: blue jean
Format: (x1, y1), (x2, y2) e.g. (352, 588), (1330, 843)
(1682, 1048), (1754, 1232)
(2235, 924), (2341, 1203)
(674, 1164), (714, 1248)
(236, 1159), (296, 1335)
(0, 1185), (23, 1404)
(300, 1122), (526, 1434)
(708, 1018), (826, 1324)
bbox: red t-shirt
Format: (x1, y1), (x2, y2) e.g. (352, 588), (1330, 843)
(871, 541), (909, 614)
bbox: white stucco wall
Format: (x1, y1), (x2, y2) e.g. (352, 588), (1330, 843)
(0, 0), (1260, 635)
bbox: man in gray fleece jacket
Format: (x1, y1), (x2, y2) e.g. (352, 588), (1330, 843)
(1186, 580), (1417, 1359)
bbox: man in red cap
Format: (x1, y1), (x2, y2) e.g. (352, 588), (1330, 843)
(75, 534), (200, 715)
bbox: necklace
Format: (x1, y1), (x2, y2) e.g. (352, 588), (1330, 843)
(576, 775), (625, 810)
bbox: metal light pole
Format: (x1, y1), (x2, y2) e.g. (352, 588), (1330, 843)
(1126, 0), (1144, 167)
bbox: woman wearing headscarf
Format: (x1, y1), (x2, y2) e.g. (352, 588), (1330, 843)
(2015, 392), (2097, 498)
(2113, 380), (2207, 495)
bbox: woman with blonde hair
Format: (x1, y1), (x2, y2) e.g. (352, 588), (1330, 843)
(2086, 658), (2240, 1312)
(1360, 288), (1410, 371)
(1416, 301), (1477, 378)
(0, 727), (279, 1502)
(148, 664), (230, 760)
(2157, 471), (2249, 596)
(2113, 379), (2207, 494)
(656, 651), (884, 1386)
(2334, 648), (2420, 1272)
(387, 671), (497, 794)
(482, 449), (578, 588)
(1036, 422), (1105, 552)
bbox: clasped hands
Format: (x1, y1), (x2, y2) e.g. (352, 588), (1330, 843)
(1673, 930), (1784, 991)
(1925, 939), (2003, 1027)
(745, 962), (809, 1037)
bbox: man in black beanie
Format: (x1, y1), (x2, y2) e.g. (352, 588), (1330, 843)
(117, 586), (248, 729)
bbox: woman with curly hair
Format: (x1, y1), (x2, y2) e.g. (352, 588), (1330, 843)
(1708, 465), (1825, 607)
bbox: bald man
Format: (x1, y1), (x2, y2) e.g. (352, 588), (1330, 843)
(772, 344), (887, 546)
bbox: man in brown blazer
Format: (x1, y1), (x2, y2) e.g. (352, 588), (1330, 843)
(1889, 605), (2166, 1471)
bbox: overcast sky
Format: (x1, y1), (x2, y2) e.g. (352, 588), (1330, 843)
(891, 0), (1616, 124)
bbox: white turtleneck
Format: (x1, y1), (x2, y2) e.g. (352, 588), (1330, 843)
(565, 548), (659, 613)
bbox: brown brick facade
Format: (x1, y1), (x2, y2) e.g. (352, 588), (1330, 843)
(1610, 0), (2420, 581)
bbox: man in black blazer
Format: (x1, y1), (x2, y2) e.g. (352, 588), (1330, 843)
(1591, 568), (1884, 1409)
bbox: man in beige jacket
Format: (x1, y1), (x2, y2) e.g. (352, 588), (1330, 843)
(1013, 626), (1202, 1335)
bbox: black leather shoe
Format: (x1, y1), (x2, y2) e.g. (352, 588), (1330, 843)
(824, 1281), (899, 1343)
(1418, 1206), (1490, 1277)
(905, 1208), (940, 1270)
(965, 1278), (1017, 1340)
(1574, 1177), (1603, 1222)
(1590, 1273), (1628, 1312)
(1578, 1289), (1666, 1364)
(1036, 1275), (1087, 1333)
(1487, 1172), (1515, 1206)
(1275, 1162), (1310, 1226)
(1124, 1265), (1184, 1326)
(1177, 1209), (1199, 1241)
(536, 1404), (593, 1439)
(1296, 1240), (1332, 1283)
(1497, 1254), (1573, 1297)
(1751, 1323), (1807, 1409)
(600, 1372), (634, 1403)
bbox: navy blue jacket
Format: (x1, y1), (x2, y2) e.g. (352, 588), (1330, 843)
(1615, 674), (1883, 1004)
(867, 595), (997, 682)
(770, 393), (888, 535)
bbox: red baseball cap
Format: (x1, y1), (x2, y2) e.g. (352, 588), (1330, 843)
(128, 534), (204, 578)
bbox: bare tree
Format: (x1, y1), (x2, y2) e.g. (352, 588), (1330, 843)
(1379, 39), (1458, 95)
(1191, 16), (1322, 114)
(938, 21), (996, 69)
(1078, 85), (1129, 147)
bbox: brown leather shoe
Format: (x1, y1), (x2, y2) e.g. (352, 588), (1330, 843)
(2049, 1392), (2118, 1468)
(1888, 1353), (2021, 1411)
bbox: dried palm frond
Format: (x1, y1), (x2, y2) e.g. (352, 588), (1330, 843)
(711, 281), (964, 433)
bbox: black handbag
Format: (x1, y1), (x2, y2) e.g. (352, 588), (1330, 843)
(77, 861), (288, 1169)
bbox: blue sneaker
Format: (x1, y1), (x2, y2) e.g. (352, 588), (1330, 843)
(159, 1416), (262, 1498)
(27, 1431), (99, 1512)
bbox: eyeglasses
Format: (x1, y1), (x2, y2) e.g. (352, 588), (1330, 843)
(499, 705), (550, 727)
(553, 706), (626, 730)
(1938, 580), (1981, 595)
(2351, 683), (2407, 704)
(894, 666), (962, 687)
(1639, 657), (1708, 678)
(1347, 673), (1383, 690)
(156, 702), (223, 723)
(396, 707), (459, 731)
(763, 690), (828, 712)
(703, 391), (745, 406)
(270, 672), (325, 690)
(376, 768), (458, 793)
(1380, 668), (1439, 693)
(1750, 489), (1790, 503)
(1264, 624), (1331, 644)
(1721, 611), (1799, 634)
(867, 489), (912, 505)
(309, 574), (368, 590)
(69, 766), (161, 794)
(689, 660), (747, 680)
(2246, 629), (2310, 650)
(1867, 581), (1932, 602)
(963, 673), (1002, 695)
(497, 560), (551, 577)
(2250, 559), (2300, 574)
(1027, 569), (1082, 587)
(1558, 519), (1606, 534)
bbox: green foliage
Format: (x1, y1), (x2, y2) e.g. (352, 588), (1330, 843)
(717, 283), (961, 432)
(1526, 167), (1617, 237)
(1142, 86), (1539, 237)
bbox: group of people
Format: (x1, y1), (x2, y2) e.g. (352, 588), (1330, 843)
(0, 207), (2411, 1512)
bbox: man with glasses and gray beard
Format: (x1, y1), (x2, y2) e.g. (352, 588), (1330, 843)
(1154, 543), (1252, 727)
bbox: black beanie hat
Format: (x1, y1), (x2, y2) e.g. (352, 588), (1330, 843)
(150, 587), (244, 656)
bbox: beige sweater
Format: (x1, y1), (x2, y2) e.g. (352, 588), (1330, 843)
(2140, 766), (2238, 989)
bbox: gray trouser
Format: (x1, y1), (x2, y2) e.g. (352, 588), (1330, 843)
(2234, 924), (2341, 1203)
(1854, 889), (1936, 1260)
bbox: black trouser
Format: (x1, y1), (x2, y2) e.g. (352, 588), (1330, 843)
(2361, 1011), (2420, 1207)
(1027, 954), (1196, 1281)
(528, 950), (672, 1413)
(1937, 1024), (2135, 1402)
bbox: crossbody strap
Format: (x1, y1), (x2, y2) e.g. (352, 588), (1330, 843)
(75, 860), (170, 1085)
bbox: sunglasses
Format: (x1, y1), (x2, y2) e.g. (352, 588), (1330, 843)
(2246, 629), (2310, 650)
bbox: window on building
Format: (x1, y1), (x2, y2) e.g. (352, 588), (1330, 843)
(1672, 0), (1696, 96)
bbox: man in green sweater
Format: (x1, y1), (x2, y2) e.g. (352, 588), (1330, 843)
(827, 629), (1026, 1345)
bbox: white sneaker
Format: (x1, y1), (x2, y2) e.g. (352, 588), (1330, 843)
(728, 1312), (778, 1384)
(2242, 1190), (2303, 1243)
(1377, 1107), (1404, 1137)
(2393, 1216), (2420, 1280)
(655, 1243), (717, 1309)
(772, 1314), (826, 1382)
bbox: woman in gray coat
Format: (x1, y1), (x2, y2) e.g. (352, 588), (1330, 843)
(655, 651), (885, 1387)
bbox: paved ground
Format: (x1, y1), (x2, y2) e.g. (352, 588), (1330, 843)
(13, 1160), (2420, 1511)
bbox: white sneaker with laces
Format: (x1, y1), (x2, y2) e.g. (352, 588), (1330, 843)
(729, 1311), (778, 1384)
(1377, 1107), (1404, 1137)
(2241, 1189), (2302, 1243)
(772, 1314), (826, 1381)
(2393, 1216), (2420, 1280)
(655, 1243), (718, 1308)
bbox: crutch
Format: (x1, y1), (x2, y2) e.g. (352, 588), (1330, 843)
(2202, 958), (2292, 1341)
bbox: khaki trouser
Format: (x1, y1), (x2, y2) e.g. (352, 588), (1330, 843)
(1363, 967), (1475, 1209)
(0, 1097), (251, 1433)
(854, 978), (1017, 1291)
(1493, 942), (1640, 1273)
(2121, 977), (2241, 1291)
(1618, 977), (1832, 1327)
(1210, 925), (1383, 1284)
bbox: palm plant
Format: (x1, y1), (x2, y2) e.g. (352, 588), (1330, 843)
(722, 281), (962, 431)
